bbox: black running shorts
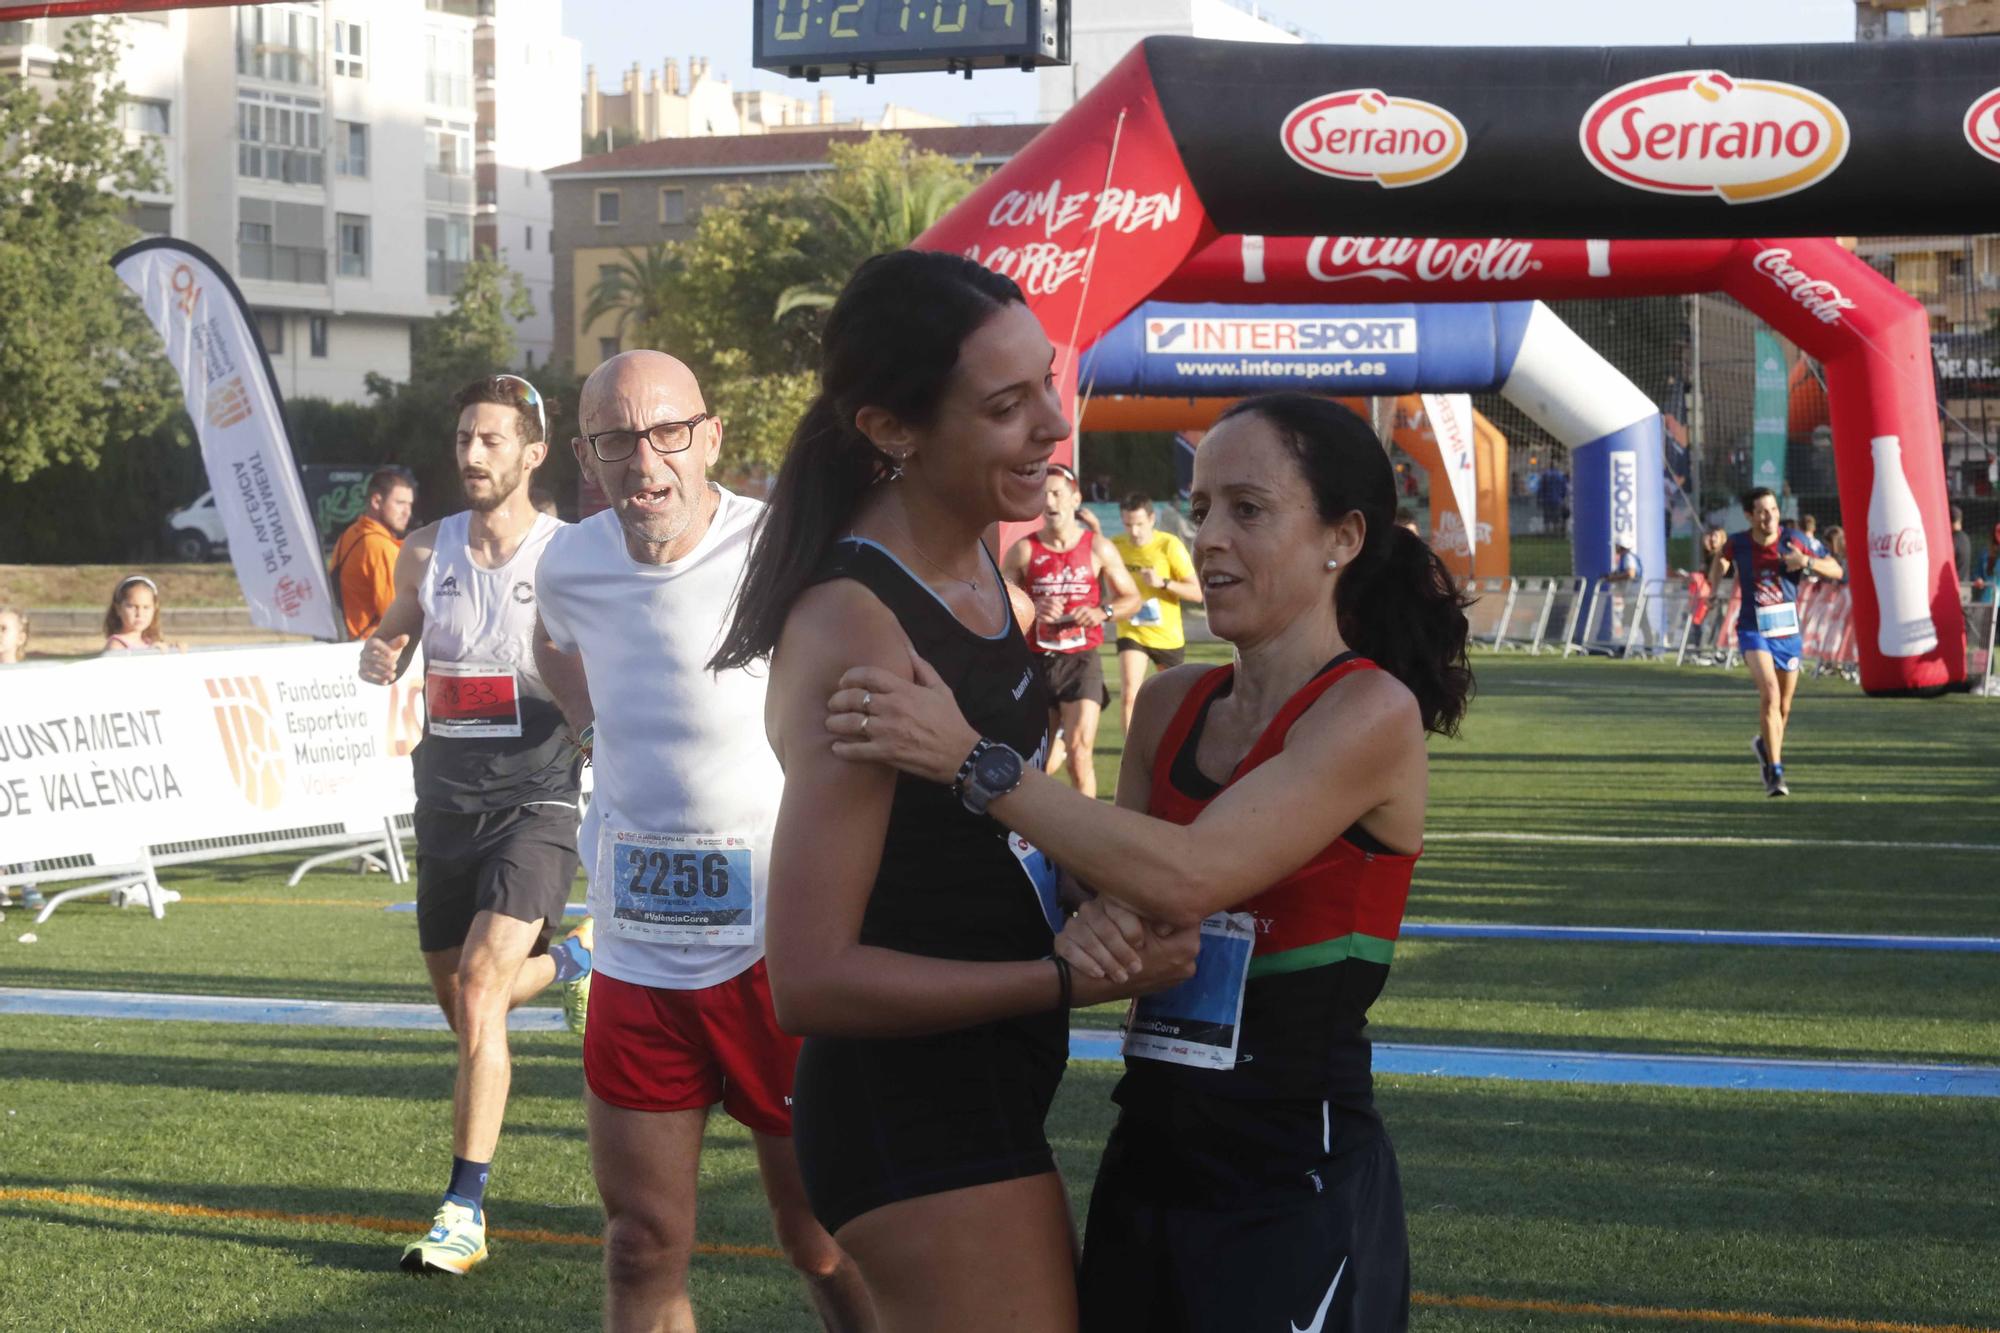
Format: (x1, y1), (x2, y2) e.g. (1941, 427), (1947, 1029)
(1078, 1098), (1410, 1333)
(1114, 637), (1187, 671)
(413, 801), (581, 954)
(1040, 648), (1110, 708)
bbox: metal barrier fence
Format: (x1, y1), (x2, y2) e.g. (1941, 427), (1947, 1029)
(1454, 574), (1995, 696)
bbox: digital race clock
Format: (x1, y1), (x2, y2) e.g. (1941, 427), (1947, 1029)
(752, 0), (1068, 79)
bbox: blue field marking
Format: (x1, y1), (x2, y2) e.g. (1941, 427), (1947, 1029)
(7, 987), (1996, 1098)
(1401, 922), (2000, 953)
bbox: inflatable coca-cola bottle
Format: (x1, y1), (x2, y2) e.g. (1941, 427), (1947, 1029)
(1866, 435), (1939, 658)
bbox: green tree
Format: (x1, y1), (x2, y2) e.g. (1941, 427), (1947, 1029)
(0, 18), (178, 484)
(408, 253), (534, 389)
(773, 134), (977, 319)
(580, 243), (679, 351)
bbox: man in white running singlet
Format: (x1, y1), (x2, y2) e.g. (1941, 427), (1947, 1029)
(358, 374), (594, 1276)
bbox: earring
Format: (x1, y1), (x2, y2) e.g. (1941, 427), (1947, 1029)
(1325, 558), (1340, 571)
(885, 452), (906, 482)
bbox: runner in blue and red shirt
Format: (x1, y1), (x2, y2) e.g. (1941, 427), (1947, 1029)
(1707, 486), (1845, 797)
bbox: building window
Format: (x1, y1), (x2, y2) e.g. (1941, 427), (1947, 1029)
(254, 310), (284, 355)
(659, 188), (686, 225)
(337, 213), (369, 277)
(238, 91), (324, 186)
(595, 189), (620, 225)
(598, 336), (619, 362)
(427, 214), (472, 295)
(335, 121), (368, 178)
(239, 198), (327, 284)
(524, 223), (532, 251)
(309, 315), (329, 358)
(119, 97), (170, 136)
(424, 27), (472, 108)
(236, 6), (320, 86)
(524, 348), (536, 369)
(425, 119), (474, 205)
(127, 202), (172, 235)
(332, 20), (364, 77)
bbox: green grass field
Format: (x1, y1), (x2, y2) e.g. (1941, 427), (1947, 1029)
(4, 651), (1997, 1332)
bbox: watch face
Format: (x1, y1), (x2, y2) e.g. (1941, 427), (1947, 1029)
(974, 747), (1021, 790)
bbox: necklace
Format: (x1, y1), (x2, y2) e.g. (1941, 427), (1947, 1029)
(891, 509), (983, 595)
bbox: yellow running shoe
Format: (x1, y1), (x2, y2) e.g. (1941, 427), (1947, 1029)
(400, 1200), (487, 1276)
(559, 916), (593, 1036)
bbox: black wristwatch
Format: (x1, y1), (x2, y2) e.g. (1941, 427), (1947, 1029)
(955, 739), (1025, 816)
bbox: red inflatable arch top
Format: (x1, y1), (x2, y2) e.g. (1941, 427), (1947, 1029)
(919, 37), (2000, 694)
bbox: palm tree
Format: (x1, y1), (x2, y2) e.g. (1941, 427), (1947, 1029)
(773, 139), (974, 321)
(582, 243), (678, 352)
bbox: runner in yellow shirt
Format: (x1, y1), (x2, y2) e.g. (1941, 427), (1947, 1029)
(1110, 494), (1203, 736)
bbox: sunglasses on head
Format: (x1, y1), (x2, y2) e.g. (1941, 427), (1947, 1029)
(1048, 463), (1078, 485)
(493, 374), (547, 441)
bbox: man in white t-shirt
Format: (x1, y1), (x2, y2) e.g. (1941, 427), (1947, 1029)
(533, 351), (874, 1332)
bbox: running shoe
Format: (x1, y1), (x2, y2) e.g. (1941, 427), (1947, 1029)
(1768, 765), (1790, 798)
(558, 916), (593, 1036)
(1752, 735), (1771, 769)
(400, 1200), (487, 1276)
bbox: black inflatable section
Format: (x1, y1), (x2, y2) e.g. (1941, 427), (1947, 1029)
(1144, 36), (2000, 238)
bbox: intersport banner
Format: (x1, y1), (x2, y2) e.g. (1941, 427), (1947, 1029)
(113, 238), (340, 642)
(0, 643), (422, 867)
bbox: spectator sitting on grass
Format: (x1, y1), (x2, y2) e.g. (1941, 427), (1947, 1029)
(101, 575), (179, 653)
(0, 605), (26, 664)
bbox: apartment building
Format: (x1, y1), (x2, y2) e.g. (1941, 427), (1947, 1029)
(0, 1), (578, 401)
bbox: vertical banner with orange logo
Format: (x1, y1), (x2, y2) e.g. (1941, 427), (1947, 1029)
(112, 238), (339, 642)
(1418, 393), (1478, 562)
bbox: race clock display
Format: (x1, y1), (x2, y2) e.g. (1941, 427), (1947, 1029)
(752, 0), (1067, 79)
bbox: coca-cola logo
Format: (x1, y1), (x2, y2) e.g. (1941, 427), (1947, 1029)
(1870, 526), (1926, 559)
(1580, 70), (1849, 203)
(1303, 236), (1539, 285)
(1281, 90), (1466, 188)
(1964, 87), (2000, 166)
(1752, 247), (1856, 327)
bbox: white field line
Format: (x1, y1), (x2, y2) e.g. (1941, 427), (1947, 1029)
(1428, 831), (2000, 854)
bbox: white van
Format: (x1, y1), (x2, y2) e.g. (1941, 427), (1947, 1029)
(165, 491), (229, 562)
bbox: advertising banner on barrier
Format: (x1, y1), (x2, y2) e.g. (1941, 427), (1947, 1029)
(1420, 393), (1478, 557)
(0, 643), (422, 866)
(112, 238), (340, 642)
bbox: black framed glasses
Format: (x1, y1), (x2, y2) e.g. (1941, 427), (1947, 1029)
(584, 414), (710, 463)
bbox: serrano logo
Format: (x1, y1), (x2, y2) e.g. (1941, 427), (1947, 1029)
(1965, 87), (2000, 165)
(1281, 89), (1467, 188)
(1580, 70), (1849, 203)
(206, 676), (288, 810)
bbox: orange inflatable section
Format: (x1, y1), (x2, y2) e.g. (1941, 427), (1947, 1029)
(1079, 394), (1511, 579)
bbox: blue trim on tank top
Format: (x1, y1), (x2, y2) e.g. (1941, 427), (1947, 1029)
(835, 536), (1011, 641)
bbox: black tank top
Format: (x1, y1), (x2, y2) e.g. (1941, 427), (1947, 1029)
(812, 538), (1054, 962)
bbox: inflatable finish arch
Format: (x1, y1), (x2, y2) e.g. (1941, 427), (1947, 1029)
(917, 36), (1999, 694)
(1081, 300), (1664, 592)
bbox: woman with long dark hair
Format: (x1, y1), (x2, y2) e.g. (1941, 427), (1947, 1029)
(826, 392), (1474, 1332)
(710, 250), (1196, 1332)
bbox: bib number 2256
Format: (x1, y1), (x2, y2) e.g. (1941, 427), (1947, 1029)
(603, 828), (755, 946)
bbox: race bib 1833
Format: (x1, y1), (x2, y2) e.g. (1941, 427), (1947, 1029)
(600, 827), (755, 946)
(1123, 912), (1256, 1071)
(425, 661), (522, 738)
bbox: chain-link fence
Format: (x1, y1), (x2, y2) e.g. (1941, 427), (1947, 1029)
(1383, 238), (2000, 583)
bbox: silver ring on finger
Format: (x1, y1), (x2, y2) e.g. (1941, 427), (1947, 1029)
(861, 714), (870, 735)
(861, 690), (872, 714)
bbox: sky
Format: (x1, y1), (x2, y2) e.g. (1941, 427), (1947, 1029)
(567, 0), (1860, 128)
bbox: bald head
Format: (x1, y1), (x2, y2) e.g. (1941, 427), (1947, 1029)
(574, 350), (723, 564)
(580, 350), (707, 434)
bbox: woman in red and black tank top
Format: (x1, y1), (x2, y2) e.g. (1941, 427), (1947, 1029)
(828, 394), (1473, 1332)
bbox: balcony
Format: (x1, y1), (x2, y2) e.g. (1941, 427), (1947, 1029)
(427, 257), (467, 296)
(240, 242), (327, 285)
(425, 169), (474, 207)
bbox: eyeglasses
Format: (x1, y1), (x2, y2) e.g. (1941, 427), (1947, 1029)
(493, 374), (547, 442)
(584, 414), (710, 463)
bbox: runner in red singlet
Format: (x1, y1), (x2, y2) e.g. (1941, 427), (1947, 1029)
(827, 393), (1475, 1332)
(1002, 462), (1140, 798)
